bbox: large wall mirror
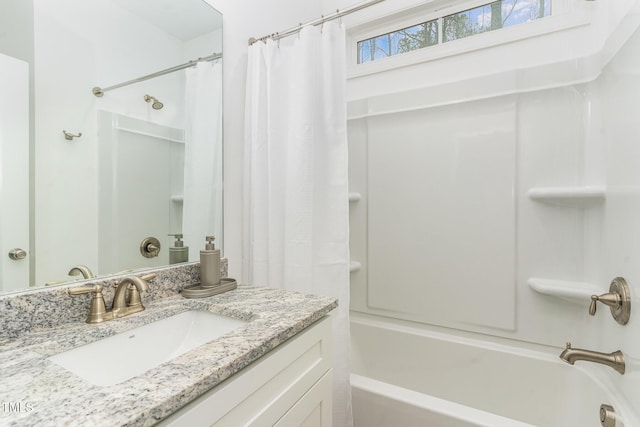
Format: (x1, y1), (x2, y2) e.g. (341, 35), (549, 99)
(0, 0), (223, 294)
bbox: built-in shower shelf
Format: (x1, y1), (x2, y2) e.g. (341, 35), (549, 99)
(350, 261), (362, 273)
(527, 186), (605, 208)
(349, 192), (362, 203)
(171, 195), (184, 203)
(527, 278), (602, 304)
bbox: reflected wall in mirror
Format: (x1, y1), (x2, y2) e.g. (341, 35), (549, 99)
(0, 0), (223, 294)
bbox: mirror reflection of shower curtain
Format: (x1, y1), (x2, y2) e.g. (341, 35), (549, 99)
(182, 61), (223, 259)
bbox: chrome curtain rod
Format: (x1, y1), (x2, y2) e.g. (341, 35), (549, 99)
(248, 0), (386, 45)
(92, 52), (222, 97)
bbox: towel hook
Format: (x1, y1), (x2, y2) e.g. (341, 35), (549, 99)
(63, 130), (82, 141)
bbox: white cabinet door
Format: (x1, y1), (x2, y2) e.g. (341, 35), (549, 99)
(0, 52), (30, 291)
(274, 371), (332, 427)
(159, 317), (332, 427)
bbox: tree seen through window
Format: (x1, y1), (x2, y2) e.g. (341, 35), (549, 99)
(357, 0), (551, 64)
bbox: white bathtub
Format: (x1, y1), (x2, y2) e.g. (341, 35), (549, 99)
(350, 314), (632, 427)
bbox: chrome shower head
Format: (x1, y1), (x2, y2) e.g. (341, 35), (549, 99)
(144, 94), (164, 110)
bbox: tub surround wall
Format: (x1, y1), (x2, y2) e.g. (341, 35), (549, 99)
(0, 283), (336, 426)
(345, 2), (640, 423)
(363, 99), (517, 331)
(0, 259), (227, 341)
(347, 3), (640, 352)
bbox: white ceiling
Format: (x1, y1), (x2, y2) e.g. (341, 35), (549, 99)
(111, 0), (222, 42)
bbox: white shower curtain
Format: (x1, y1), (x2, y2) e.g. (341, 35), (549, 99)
(243, 22), (352, 426)
(183, 61), (223, 257)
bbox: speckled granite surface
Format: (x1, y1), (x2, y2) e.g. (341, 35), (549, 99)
(0, 261), (337, 426)
(0, 260), (227, 341)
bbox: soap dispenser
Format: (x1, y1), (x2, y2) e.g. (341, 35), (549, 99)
(168, 234), (188, 264)
(200, 236), (220, 287)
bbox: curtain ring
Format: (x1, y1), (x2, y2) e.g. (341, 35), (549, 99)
(337, 9), (342, 26)
(298, 23), (302, 39)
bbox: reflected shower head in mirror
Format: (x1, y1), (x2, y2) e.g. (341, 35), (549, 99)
(144, 94), (163, 110)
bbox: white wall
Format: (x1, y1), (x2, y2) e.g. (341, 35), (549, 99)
(0, 0), (34, 63)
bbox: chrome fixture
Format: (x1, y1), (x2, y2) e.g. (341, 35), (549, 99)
(67, 273), (156, 323)
(140, 237), (161, 258)
(92, 52), (221, 97)
(589, 277), (631, 325)
(144, 94), (164, 110)
(8, 248), (27, 260)
(62, 130), (82, 141)
(600, 404), (616, 427)
(68, 265), (95, 279)
(111, 273), (155, 317)
(559, 342), (625, 374)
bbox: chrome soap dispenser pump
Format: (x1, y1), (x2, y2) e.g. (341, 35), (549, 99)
(200, 236), (221, 287)
(168, 234), (189, 264)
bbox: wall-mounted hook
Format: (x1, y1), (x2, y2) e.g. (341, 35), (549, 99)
(63, 130), (82, 141)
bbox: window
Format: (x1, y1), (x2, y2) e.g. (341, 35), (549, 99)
(444, 0), (551, 42)
(357, 20), (438, 64)
(357, 0), (552, 64)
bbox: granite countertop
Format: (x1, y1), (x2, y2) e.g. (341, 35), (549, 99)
(0, 285), (337, 427)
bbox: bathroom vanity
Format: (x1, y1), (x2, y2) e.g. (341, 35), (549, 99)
(0, 264), (337, 426)
(159, 315), (332, 426)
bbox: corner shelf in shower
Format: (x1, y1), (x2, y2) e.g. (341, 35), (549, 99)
(527, 278), (602, 304)
(527, 186), (605, 208)
(171, 195), (184, 203)
(350, 261), (362, 273)
(349, 192), (362, 203)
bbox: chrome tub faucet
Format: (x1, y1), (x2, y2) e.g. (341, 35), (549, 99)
(559, 342), (625, 374)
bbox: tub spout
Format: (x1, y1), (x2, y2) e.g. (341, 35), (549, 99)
(559, 342), (625, 374)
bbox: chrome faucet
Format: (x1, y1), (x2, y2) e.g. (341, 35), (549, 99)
(559, 342), (625, 374)
(68, 265), (95, 279)
(111, 275), (152, 318)
(68, 273), (156, 323)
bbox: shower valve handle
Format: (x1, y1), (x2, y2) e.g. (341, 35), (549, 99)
(588, 277), (631, 325)
(589, 293), (620, 316)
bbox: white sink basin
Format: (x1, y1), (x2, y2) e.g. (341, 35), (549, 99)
(48, 310), (247, 386)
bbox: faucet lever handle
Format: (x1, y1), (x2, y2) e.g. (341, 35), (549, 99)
(67, 284), (110, 323)
(589, 296), (598, 315)
(590, 293), (620, 316)
(139, 273), (157, 282)
(68, 283), (103, 295)
(588, 277), (631, 325)
(112, 272), (156, 288)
